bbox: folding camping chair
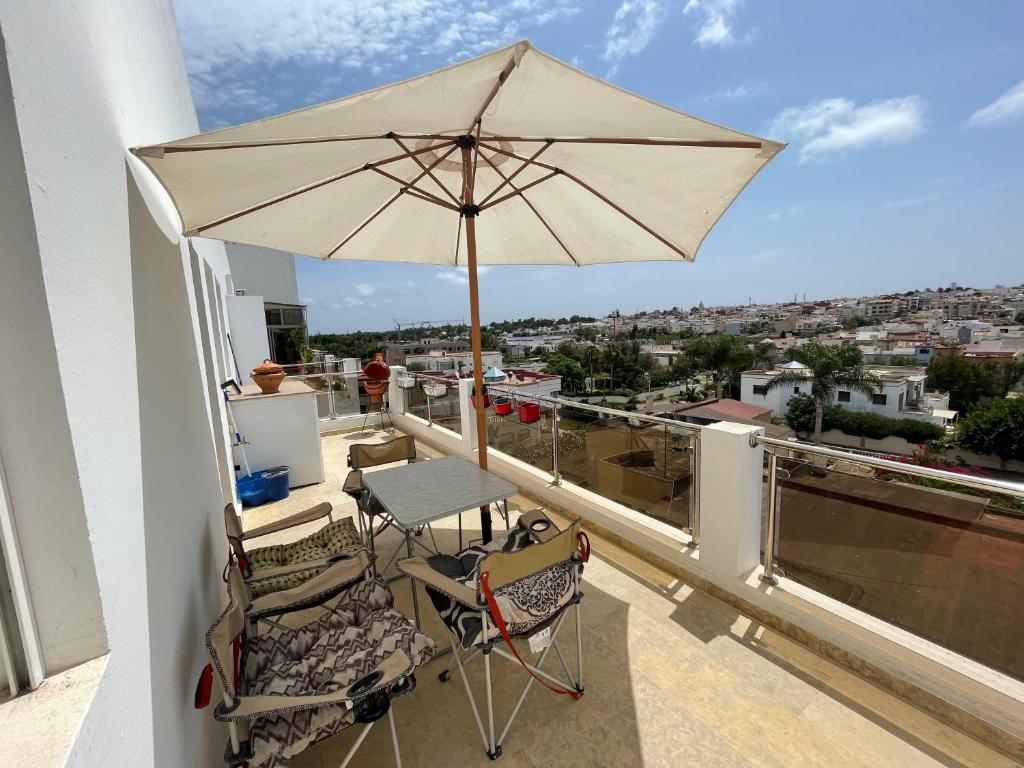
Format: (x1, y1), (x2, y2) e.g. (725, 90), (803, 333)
(399, 510), (589, 760)
(223, 501), (363, 599)
(197, 550), (436, 768)
(343, 436), (440, 572)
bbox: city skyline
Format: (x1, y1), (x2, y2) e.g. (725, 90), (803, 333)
(174, 1), (1024, 333)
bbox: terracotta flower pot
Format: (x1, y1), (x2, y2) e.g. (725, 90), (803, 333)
(252, 359), (286, 394)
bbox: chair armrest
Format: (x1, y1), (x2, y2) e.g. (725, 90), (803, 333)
(216, 650), (413, 721)
(517, 509), (561, 543)
(342, 469), (364, 497)
(242, 502), (333, 540)
(398, 556), (480, 608)
(249, 550), (371, 619)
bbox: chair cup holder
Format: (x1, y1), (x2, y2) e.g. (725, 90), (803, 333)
(353, 688), (390, 724)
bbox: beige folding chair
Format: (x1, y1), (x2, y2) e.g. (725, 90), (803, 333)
(399, 511), (589, 760)
(223, 501), (362, 599)
(197, 551), (435, 768)
(343, 436), (441, 571)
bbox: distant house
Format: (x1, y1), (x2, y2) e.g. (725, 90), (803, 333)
(740, 362), (955, 427)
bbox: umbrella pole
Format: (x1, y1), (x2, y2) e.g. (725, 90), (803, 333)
(462, 142), (493, 544)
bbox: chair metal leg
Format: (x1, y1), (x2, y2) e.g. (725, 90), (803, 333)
(483, 640), (497, 759)
(387, 707), (403, 768)
(339, 721), (374, 768)
(574, 569), (584, 692)
(449, 638), (489, 752)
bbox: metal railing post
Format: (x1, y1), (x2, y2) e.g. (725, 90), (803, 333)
(761, 451), (780, 585)
(551, 400), (561, 485)
(327, 372), (337, 420)
(689, 435), (701, 547)
(426, 381), (433, 425)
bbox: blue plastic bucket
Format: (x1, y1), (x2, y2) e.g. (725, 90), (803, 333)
(237, 473), (269, 507)
(261, 466), (290, 502)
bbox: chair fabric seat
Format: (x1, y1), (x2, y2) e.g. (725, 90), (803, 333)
(244, 578), (435, 768)
(424, 527), (575, 649)
(245, 518), (362, 597)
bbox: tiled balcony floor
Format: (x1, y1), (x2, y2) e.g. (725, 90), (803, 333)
(239, 430), (1019, 768)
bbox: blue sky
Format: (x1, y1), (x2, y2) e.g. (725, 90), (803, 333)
(174, 0), (1024, 332)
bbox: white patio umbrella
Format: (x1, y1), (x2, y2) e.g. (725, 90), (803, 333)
(132, 40), (784, 540)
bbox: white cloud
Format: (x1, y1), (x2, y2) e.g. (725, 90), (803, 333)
(355, 283), (377, 297)
(769, 96), (927, 163)
(437, 271), (469, 286)
(683, 0), (745, 49)
(405, 280), (417, 289)
(705, 82), (765, 101)
(602, 1), (666, 76)
(884, 191), (951, 209)
(435, 265), (491, 286)
(343, 296), (363, 307)
(174, 0), (578, 115)
(765, 203), (802, 221)
(968, 79), (1024, 128)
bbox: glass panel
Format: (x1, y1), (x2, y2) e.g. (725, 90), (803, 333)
(486, 396), (553, 473)
(435, 384), (461, 434)
(771, 454), (1024, 682)
(332, 372), (361, 417)
(405, 380), (429, 422)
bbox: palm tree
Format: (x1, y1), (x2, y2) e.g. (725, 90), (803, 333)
(765, 342), (882, 442)
(689, 334), (755, 399)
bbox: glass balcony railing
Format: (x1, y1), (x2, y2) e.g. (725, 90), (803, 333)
(399, 372), (461, 434)
(483, 392), (701, 542)
(278, 363), (361, 421)
(758, 438), (1024, 683)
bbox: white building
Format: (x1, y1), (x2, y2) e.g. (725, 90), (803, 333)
(406, 350), (503, 373)
(1, 3), (240, 765)
(740, 363), (953, 426)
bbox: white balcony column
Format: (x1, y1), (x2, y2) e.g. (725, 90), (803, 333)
(389, 366), (407, 415)
(458, 378), (477, 451)
(698, 421), (765, 582)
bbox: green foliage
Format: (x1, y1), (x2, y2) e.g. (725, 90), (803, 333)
(784, 393), (816, 432)
(542, 354), (586, 393)
(842, 315), (869, 330)
(926, 354), (1024, 411)
(784, 393), (944, 443)
(1016, 310), (1024, 324)
(688, 334), (755, 398)
(957, 398), (1024, 460)
(406, 362), (426, 372)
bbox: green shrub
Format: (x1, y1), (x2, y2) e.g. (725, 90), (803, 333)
(957, 398), (1024, 460)
(785, 394), (944, 443)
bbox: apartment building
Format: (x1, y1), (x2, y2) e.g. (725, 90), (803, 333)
(385, 338), (469, 365)
(740, 362), (952, 425)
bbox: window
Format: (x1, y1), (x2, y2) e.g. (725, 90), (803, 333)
(872, 393), (887, 405)
(793, 385), (800, 395)
(752, 384), (768, 396)
(837, 391), (851, 403)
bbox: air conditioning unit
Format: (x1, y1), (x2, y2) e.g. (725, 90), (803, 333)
(234, 288), (248, 296)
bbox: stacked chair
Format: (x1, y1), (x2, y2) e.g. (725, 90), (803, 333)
(197, 548), (435, 768)
(222, 501), (363, 599)
(399, 510), (589, 760)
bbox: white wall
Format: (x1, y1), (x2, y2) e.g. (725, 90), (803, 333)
(225, 242), (300, 305)
(1, 2), (234, 765)
(227, 294), (273, 384)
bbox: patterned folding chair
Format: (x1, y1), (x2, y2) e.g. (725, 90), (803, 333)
(223, 502), (363, 600)
(399, 510), (589, 760)
(196, 550), (435, 768)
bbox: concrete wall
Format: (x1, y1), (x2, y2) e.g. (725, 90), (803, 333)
(227, 294), (272, 385)
(1, 2), (234, 765)
(225, 242), (300, 305)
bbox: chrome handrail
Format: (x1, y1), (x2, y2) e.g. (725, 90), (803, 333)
(755, 435), (1024, 500)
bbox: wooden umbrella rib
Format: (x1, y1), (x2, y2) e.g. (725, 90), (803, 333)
(324, 191), (403, 259)
(479, 170), (559, 210)
(478, 136), (763, 149)
(476, 150), (578, 266)
(478, 141), (691, 261)
(190, 140), (455, 235)
(366, 166), (460, 211)
(325, 143), (460, 258)
(391, 136), (461, 206)
(477, 141), (553, 208)
(146, 132), (457, 155)
(467, 55), (519, 134)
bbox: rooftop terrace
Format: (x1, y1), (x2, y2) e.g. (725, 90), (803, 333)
(241, 431), (1019, 768)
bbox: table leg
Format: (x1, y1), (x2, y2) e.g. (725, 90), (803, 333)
(406, 529), (421, 628)
(480, 504), (492, 544)
(503, 499), (510, 531)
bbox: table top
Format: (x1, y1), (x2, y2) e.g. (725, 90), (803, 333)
(362, 456), (517, 529)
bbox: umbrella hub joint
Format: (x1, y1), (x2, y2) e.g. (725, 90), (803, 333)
(460, 203), (481, 218)
(455, 134), (476, 150)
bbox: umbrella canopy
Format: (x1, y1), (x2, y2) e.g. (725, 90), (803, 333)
(132, 40), (784, 541)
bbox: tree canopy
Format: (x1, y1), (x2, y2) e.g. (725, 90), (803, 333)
(957, 398), (1024, 460)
